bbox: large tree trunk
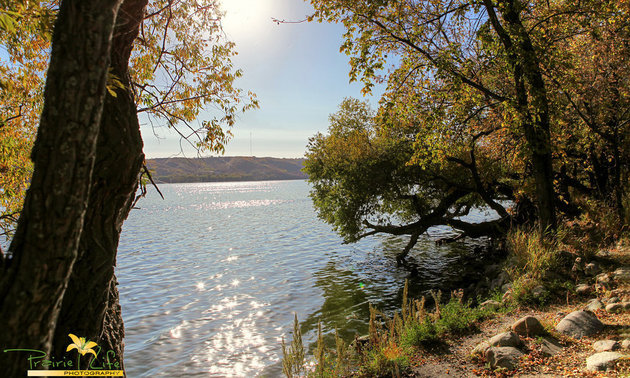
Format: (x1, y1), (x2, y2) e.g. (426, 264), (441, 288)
(0, 0), (122, 375)
(484, 0), (557, 232)
(51, 0), (148, 371)
(503, 1), (557, 232)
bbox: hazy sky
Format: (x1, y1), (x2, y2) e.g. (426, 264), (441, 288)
(141, 0), (383, 159)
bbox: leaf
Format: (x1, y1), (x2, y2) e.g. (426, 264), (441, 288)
(0, 12), (16, 33)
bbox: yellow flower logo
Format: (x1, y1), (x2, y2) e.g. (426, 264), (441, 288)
(66, 333), (98, 357)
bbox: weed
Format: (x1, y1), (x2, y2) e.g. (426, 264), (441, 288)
(283, 280), (501, 377)
(282, 313), (305, 378)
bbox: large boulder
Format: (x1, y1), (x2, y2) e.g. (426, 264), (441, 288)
(593, 340), (620, 352)
(556, 310), (604, 339)
(512, 316), (545, 337)
(488, 332), (523, 348)
(472, 331), (523, 356)
(540, 336), (563, 357)
(471, 341), (491, 356)
(485, 347), (524, 370)
(586, 352), (626, 371)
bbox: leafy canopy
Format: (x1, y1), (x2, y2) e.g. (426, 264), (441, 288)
(0, 0), (258, 236)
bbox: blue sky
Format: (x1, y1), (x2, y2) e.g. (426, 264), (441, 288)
(141, 0), (384, 159)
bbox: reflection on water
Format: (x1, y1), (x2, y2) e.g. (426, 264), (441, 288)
(117, 180), (490, 376)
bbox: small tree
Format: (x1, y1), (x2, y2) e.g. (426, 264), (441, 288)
(305, 98), (511, 262)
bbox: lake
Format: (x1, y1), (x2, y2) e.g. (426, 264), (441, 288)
(117, 180), (494, 376)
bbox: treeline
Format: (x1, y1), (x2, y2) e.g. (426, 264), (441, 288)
(305, 0), (629, 261)
(146, 157), (307, 183)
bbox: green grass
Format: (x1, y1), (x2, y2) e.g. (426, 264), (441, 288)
(281, 281), (504, 377)
(400, 291), (493, 347)
(504, 226), (564, 306)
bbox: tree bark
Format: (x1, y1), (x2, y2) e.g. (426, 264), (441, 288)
(0, 0), (122, 374)
(51, 0), (148, 371)
(483, 0), (557, 231)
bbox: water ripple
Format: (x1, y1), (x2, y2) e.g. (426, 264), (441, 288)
(117, 180), (489, 377)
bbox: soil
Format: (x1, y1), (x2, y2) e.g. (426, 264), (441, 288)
(407, 244), (630, 378)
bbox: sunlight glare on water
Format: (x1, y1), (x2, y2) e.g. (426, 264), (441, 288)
(117, 180), (491, 376)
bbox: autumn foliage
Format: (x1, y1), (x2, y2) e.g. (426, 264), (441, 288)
(305, 0), (629, 259)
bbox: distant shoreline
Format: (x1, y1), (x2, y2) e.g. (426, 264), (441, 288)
(146, 156), (307, 184)
(152, 177), (307, 184)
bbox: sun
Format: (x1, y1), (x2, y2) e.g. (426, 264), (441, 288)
(219, 0), (274, 42)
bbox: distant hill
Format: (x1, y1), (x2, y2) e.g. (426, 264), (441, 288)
(146, 156), (307, 183)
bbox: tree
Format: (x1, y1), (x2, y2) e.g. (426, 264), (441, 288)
(305, 98), (512, 262)
(1, 0), (256, 373)
(0, 1), (55, 237)
(51, 0), (149, 366)
(0, 0), (258, 236)
(306, 1), (630, 260)
(539, 0), (630, 222)
(310, 0), (559, 231)
(0, 0), (123, 374)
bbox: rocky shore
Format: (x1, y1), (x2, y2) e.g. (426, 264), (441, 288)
(410, 245), (630, 377)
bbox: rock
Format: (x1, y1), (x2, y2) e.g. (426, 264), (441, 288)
(586, 298), (604, 311)
(472, 341), (491, 356)
(593, 340), (620, 352)
(352, 335), (370, 349)
(490, 278), (502, 291)
(621, 339), (630, 350)
(576, 284), (591, 295)
(472, 331), (523, 356)
(488, 332), (523, 348)
(556, 310), (604, 339)
(585, 262), (600, 276)
(623, 302), (630, 311)
(597, 273), (612, 285)
(485, 346), (524, 370)
(481, 300), (502, 311)
(608, 296), (620, 304)
(490, 272), (509, 291)
(586, 351), (626, 371)
(512, 316), (546, 337)
(606, 303), (623, 313)
(540, 336), (563, 357)
(532, 285), (546, 297)
(613, 267), (630, 283)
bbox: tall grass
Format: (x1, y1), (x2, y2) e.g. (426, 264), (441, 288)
(505, 226), (564, 305)
(282, 281), (497, 377)
(506, 227), (560, 281)
(282, 314), (305, 377)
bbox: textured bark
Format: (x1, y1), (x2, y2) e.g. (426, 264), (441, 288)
(484, 0), (557, 231)
(51, 0), (148, 371)
(0, 0), (122, 374)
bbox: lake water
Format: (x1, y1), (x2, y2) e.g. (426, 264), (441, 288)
(117, 180), (494, 377)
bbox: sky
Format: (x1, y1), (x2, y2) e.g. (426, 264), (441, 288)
(141, 0), (384, 159)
